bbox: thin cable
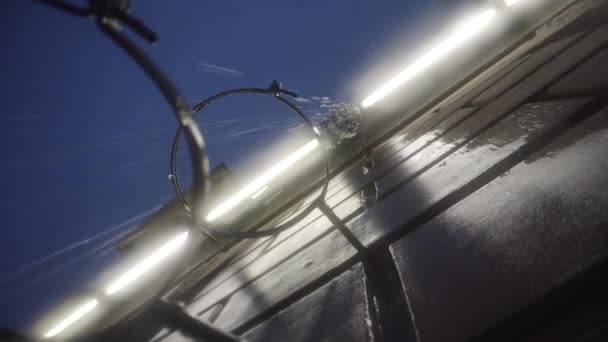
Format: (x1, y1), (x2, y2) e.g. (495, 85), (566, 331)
(97, 21), (210, 227)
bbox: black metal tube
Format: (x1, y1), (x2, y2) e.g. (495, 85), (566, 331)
(97, 19), (210, 226)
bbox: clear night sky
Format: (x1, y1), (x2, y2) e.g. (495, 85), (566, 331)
(1, 0), (475, 331)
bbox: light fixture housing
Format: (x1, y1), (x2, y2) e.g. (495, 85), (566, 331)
(44, 299), (98, 338)
(361, 8), (498, 109)
(206, 139), (320, 222)
(105, 231), (189, 295)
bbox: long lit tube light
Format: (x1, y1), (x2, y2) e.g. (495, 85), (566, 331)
(44, 299), (98, 338)
(504, 0), (521, 6)
(361, 8), (497, 108)
(206, 139), (320, 222)
(105, 231), (189, 295)
(252, 186), (269, 200)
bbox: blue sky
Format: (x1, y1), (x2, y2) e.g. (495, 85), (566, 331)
(0, 0), (473, 331)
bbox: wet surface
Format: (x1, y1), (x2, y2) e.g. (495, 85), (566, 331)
(171, 93), (595, 340)
(374, 99), (525, 197)
(349, 98), (592, 246)
(172, 189), (366, 303)
(147, 6), (608, 342)
(242, 264), (371, 342)
(182, 227), (358, 332)
(390, 105), (608, 342)
(376, 105), (475, 161)
(324, 107), (478, 214)
(184, 212), (334, 308)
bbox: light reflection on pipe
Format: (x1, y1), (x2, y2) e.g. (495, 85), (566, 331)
(105, 231), (189, 295)
(206, 139), (320, 222)
(361, 8), (498, 108)
(44, 299), (98, 338)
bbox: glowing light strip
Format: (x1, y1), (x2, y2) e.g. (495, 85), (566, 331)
(361, 8), (497, 108)
(44, 299), (98, 338)
(252, 186), (269, 200)
(105, 231), (189, 295)
(206, 139), (320, 222)
(504, 0), (521, 6)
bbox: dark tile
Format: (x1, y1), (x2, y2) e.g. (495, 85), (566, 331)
(242, 264), (371, 342)
(390, 105), (608, 342)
